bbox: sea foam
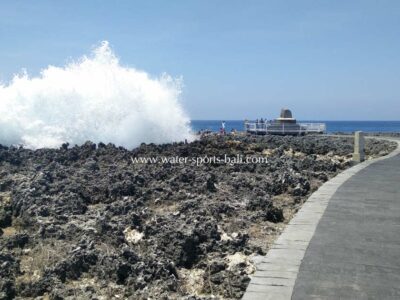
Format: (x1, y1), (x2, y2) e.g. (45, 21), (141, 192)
(0, 41), (193, 149)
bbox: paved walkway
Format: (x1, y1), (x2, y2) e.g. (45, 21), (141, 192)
(243, 139), (400, 300)
(292, 151), (400, 299)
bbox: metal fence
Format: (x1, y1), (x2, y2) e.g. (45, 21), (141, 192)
(244, 121), (326, 135)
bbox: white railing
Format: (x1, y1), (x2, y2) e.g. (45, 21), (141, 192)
(244, 122), (326, 134)
(299, 123), (326, 133)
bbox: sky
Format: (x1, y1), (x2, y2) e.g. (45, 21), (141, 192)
(0, 0), (399, 120)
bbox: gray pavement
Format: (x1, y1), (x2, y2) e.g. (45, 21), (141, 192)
(292, 152), (400, 299)
(243, 138), (400, 300)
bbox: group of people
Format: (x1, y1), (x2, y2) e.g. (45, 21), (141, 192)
(220, 121), (237, 135)
(198, 121), (237, 137)
(243, 118), (269, 131)
(255, 118), (268, 129)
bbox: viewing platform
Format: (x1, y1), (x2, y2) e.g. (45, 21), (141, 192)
(244, 121), (326, 135)
(245, 108), (326, 135)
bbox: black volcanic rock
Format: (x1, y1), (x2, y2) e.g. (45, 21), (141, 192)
(0, 134), (395, 299)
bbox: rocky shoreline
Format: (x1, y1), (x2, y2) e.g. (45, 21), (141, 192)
(0, 135), (396, 299)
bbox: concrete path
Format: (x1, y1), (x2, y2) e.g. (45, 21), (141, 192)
(243, 138), (400, 300)
(292, 149), (400, 299)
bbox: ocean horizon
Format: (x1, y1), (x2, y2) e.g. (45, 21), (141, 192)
(190, 120), (400, 133)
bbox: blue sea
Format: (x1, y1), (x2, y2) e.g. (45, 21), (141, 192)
(190, 120), (400, 133)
